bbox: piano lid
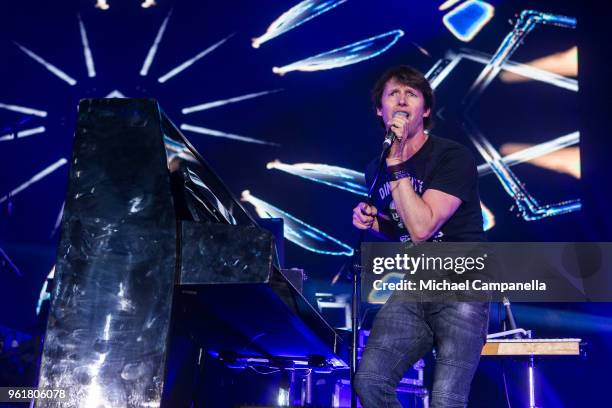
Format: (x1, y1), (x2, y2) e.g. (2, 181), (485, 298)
(161, 109), (257, 226)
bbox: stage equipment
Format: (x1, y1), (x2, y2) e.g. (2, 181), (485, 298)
(486, 321), (584, 408)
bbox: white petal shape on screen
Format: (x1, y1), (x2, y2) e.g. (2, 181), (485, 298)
(272, 29), (404, 75)
(267, 160), (367, 196)
(241, 190), (353, 256)
(252, 0), (348, 48)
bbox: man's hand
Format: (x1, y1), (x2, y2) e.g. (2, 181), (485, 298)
(352, 202), (379, 231)
(387, 114), (410, 164)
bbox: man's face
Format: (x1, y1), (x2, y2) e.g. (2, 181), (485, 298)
(376, 77), (430, 135)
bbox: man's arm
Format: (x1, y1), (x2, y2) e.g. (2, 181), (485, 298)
(388, 180), (461, 243)
(388, 144), (478, 243)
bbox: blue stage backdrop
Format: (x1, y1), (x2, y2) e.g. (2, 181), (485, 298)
(0, 0), (583, 331)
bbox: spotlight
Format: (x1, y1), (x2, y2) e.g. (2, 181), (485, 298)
(95, 0), (109, 10)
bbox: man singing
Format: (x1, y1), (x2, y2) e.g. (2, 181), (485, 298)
(352, 65), (489, 408)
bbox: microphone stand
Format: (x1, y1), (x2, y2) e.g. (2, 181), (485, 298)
(350, 141), (392, 408)
(349, 234), (363, 408)
(502, 296), (523, 339)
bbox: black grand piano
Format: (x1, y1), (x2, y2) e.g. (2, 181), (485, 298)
(36, 99), (346, 407)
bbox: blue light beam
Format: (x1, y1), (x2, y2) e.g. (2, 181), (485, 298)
(14, 43), (77, 85)
(50, 202), (64, 238)
(0, 158), (68, 204)
(0, 126), (46, 142)
(182, 89), (283, 114)
(0, 102), (47, 117)
(140, 9), (173, 76)
(158, 34), (233, 83)
(180, 123), (279, 146)
(272, 29), (404, 75)
(0, 247), (22, 277)
(241, 190), (353, 256)
(78, 14), (96, 77)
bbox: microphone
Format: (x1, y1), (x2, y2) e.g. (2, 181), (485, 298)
(371, 112), (408, 197)
(382, 111), (408, 150)
(502, 296), (523, 339)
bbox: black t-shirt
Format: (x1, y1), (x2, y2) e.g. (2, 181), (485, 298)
(365, 135), (485, 242)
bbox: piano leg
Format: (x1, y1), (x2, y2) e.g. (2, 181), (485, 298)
(279, 368), (309, 406)
(278, 367), (312, 406)
(301, 369), (313, 405)
(278, 370), (291, 406)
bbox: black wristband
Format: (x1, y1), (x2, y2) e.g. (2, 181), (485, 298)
(386, 162), (412, 182)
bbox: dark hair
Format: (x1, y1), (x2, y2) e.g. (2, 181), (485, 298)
(371, 65), (435, 130)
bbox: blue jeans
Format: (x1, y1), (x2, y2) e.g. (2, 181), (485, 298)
(354, 296), (489, 408)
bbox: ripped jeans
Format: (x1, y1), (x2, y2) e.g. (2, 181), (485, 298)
(354, 297), (489, 408)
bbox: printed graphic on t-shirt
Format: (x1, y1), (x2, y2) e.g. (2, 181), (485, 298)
(381, 177), (443, 242)
(378, 177), (424, 201)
